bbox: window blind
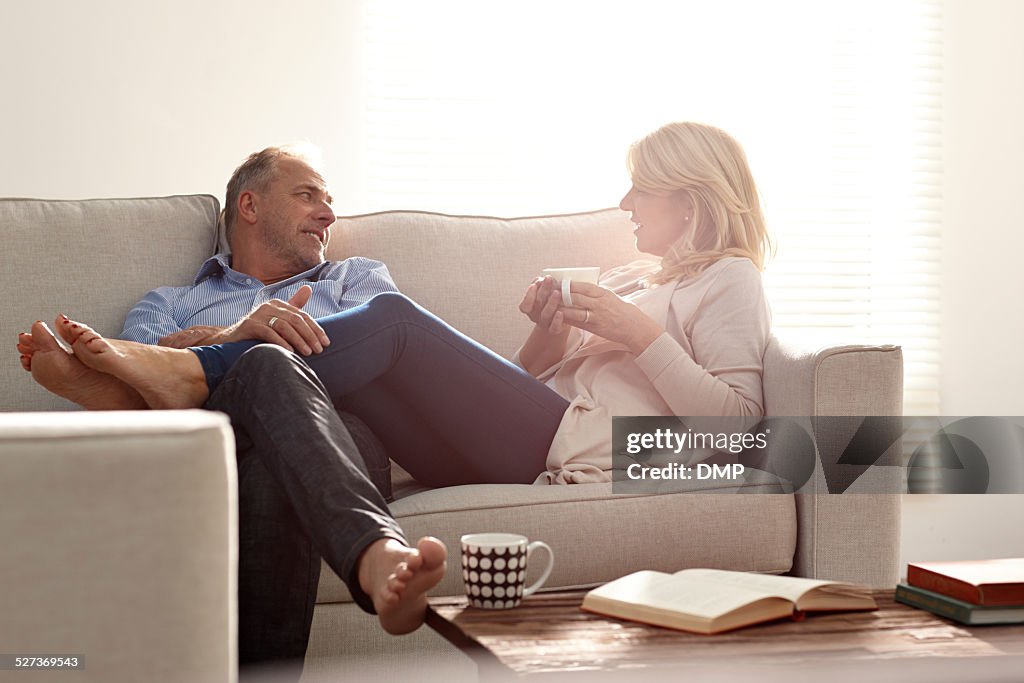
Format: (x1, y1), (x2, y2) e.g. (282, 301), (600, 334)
(362, 0), (942, 415)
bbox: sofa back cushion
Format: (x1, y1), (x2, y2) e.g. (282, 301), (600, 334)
(1, 196), (220, 411)
(329, 209), (638, 358)
(4, 199), (636, 410)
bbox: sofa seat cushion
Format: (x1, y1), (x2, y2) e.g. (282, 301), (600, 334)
(315, 473), (797, 605)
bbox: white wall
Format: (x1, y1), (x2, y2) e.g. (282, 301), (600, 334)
(898, 0), (1024, 571)
(2, 1), (1022, 570)
(0, 0), (368, 206)
(941, 0), (1024, 416)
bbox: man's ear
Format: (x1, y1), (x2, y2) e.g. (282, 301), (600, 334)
(238, 190), (259, 226)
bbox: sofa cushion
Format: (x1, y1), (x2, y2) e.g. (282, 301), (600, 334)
(1, 195), (220, 411)
(328, 209), (637, 359)
(315, 474), (797, 605)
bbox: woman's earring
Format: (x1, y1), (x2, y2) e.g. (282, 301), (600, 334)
(684, 216), (691, 222)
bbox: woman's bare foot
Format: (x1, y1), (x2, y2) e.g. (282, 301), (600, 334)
(56, 315), (209, 410)
(17, 321), (147, 410)
(357, 536), (448, 635)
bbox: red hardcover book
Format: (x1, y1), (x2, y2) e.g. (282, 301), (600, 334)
(907, 558), (1024, 606)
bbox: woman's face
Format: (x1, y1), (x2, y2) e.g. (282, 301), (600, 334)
(619, 185), (693, 257)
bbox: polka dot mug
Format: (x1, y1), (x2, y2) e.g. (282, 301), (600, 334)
(460, 533), (554, 609)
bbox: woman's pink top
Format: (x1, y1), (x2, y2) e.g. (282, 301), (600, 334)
(526, 257), (771, 484)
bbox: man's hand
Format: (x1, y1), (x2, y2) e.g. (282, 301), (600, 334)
(159, 285), (331, 355)
(213, 285), (330, 356)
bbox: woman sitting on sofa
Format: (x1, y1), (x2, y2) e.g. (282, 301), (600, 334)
(28, 121), (772, 487)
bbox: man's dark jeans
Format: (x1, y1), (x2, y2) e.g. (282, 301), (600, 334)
(205, 345), (404, 680)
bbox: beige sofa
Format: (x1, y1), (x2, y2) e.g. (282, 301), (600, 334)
(0, 195), (903, 683)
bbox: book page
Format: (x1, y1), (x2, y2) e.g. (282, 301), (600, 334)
(672, 568), (846, 603)
(587, 571), (792, 620)
(911, 558), (1024, 586)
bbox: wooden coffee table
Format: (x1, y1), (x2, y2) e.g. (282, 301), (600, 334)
(427, 590), (1024, 681)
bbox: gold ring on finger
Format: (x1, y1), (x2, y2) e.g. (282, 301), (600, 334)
(268, 316), (279, 329)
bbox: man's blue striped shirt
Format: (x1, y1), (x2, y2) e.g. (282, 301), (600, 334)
(121, 253), (398, 344)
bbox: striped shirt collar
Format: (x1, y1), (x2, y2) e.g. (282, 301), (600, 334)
(193, 253), (333, 286)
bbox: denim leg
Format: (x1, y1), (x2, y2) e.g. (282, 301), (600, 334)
(189, 292), (569, 486)
(229, 424), (319, 678)
(336, 381), (482, 487)
(337, 411), (393, 502)
(307, 293), (569, 487)
(205, 344), (406, 623)
(192, 339), (260, 395)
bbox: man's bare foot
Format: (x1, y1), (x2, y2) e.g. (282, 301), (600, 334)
(17, 321), (147, 410)
(56, 315), (210, 410)
(357, 536), (447, 635)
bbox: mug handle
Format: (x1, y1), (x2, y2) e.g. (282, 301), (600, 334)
(561, 278), (574, 307)
(522, 541), (554, 598)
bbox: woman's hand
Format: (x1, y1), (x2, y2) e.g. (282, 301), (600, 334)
(517, 276), (575, 376)
(558, 282), (665, 355)
(518, 276), (568, 335)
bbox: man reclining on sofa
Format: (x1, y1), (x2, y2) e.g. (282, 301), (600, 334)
(18, 145), (447, 680)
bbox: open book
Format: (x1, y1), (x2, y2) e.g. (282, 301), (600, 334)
(581, 568), (877, 634)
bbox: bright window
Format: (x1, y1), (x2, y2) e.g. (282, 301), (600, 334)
(362, 0), (942, 415)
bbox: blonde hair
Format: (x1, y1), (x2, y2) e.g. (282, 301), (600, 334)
(627, 122), (773, 285)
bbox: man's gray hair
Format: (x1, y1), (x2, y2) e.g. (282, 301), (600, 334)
(223, 143), (322, 247)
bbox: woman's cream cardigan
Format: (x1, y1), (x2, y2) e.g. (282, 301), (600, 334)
(526, 257), (771, 484)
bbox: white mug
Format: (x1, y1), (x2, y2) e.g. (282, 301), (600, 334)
(460, 533), (554, 609)
(541, 266), (600, 307)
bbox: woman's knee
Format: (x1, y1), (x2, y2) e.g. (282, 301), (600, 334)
(363, 291), (422, 321)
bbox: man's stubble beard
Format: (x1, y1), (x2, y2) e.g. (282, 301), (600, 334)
(259, 213), (325, 274)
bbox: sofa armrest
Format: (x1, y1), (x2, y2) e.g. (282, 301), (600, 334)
(763, 339), (904, 588)
(0, 411), (237, 683)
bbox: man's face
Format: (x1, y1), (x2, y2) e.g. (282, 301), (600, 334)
(255, 157), (336, 274)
